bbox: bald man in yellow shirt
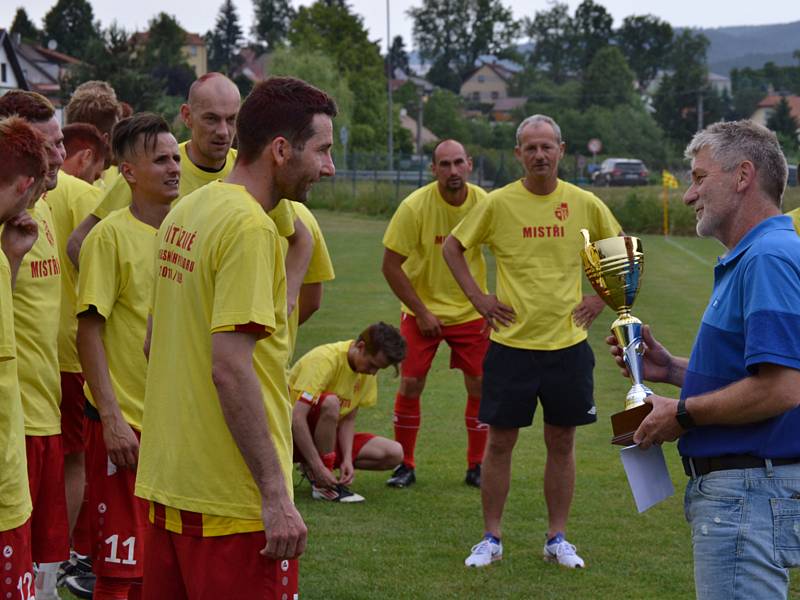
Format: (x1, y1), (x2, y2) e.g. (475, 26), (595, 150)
(445, 114), (621, 570)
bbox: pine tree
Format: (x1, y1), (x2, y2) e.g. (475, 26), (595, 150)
(767, 96), (800, 152)
(252, 0), (295, 50)
(10, 8), (41, 43)
(206, 0), (243, 73)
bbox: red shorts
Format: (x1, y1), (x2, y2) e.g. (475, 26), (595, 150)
(25, 434), (70, 563)
(0, 520), (34, 599)
(292, 397), (376, 468)
(142, 526), (298, 600)
(60, 372), (88, 454)
(400, 314), (489, 378)
(85, 419), (148, 578)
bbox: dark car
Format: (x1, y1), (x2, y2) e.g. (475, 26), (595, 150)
(593, 158), (649, 186)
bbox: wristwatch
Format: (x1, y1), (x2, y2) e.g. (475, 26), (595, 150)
(675, 397), (696, 429)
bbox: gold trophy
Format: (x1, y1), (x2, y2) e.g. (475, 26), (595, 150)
(580, 230), (652, 445)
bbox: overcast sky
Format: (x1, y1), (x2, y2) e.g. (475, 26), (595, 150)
(8, 0), (800, 52)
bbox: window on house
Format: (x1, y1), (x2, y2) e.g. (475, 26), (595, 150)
(189, 46), (198, 56)
(491, 91), (499, 100)
(477, 75), (485, 83)
(472, 92), (480, 102)
(1, 64), (7, 83)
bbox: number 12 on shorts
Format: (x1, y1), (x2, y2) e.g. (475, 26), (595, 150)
(105, 534), (137, 565)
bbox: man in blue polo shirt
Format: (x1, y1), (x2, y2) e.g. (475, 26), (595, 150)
(608, 120), (800, 599)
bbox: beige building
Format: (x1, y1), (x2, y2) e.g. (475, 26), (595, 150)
(750, 94), (800, 131)
(460, 62), (515, 104)
(132, 30), (207, 77)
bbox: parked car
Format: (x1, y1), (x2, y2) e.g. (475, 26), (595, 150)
(789, 164), (798, 187)
(592, 158), (649, 186)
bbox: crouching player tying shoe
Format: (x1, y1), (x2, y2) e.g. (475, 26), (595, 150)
(76, 113), (180, 599)
(290, 322), (406, 502)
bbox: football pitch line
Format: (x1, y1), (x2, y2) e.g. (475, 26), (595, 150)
(662, 236), (714, 267)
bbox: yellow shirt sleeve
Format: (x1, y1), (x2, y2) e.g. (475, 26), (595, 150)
(382, 201), (418, 257)
(452, 197), (494, 250)
(289, 349), (339, 403)
(588, 195), (623, 240)
(0, 255), (15, 360)
(787, 207), (800, 235)
(210, 223), (279, 335)
(267, 199), (296, 238)
(293, 203), (334, 283)
(93, 173), (132, 220)
(77, 222), (120, 320)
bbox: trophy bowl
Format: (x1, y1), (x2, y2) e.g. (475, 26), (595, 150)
(580, 231), (652, 445)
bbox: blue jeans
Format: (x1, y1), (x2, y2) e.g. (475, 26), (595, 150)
(684, 461), (800, 599)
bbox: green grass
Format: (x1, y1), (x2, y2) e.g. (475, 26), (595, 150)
(60, 210), (800, 599)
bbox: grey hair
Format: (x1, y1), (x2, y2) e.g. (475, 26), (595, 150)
(516, 114), (562, 146)
(685, 120), (788, 205)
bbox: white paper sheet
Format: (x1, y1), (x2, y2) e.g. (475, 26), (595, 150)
(619, 444), (675, 513)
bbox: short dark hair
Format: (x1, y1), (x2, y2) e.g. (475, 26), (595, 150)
(112, 113), (171, 164)
(66, 87), (120, 136)
(235, 77), (337, 164)
(0, 116), (49, 187)
(63, 123), (109, 165)
(357, 322), (407, 374)
(0, 90), (55, 122)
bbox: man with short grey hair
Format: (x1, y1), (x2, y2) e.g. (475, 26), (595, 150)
(444, 114), (621, 569)
(608, 119), (800, 599)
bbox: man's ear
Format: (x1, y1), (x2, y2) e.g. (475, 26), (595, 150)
(270, 136), (292, 166)
(736, 160), (757, 193)
(179, 103), (192, 128)
(15, 175), (36, 196)
(119, 160), (136, 186)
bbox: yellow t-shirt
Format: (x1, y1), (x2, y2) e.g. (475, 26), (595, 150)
(289, 340), (377, 419)
(45, 172), (103, 372)
(77, 208), (157, 431)
(91, 141), (237, 219)
(285, 201), (334, 359)
(786, 207), (800, 235)
(383, 182), (488, 325)
(10, 200), (62, 435)
(452, 179), (621, 350)
(0, 253), (32, 531)
(136, 181), (292, 530)
(94, 165), (119, 191)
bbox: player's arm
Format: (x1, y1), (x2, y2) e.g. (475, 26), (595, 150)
(442, 234), (514, 331)
(1, 211), (38, 288)
(212, 330), (307, 560)
(291, 397), (338, 488)
(634, 363), (800, 449)
(284, 218), (313, 317)
(297, 282), (323, 325)
(77, 309), (139, 469)
(336, 408), (357, 486)
(382, 248), (442, 337)
(67, 213), (100, 269)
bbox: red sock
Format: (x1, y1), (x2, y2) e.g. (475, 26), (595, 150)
(94, 575), (140, 600)
(321, 451), (336, 472)
(393, 394), (420, 468)
(465, 395), (487, 469)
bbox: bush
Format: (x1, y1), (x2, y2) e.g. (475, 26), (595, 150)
(591, 187), (697, 235)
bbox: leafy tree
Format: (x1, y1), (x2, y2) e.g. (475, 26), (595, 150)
(571, 0), (613, 75)
(653, 30), (712, 144)
(581, 46), (635, 109)
(42, 0), (99, 59)
(10, 8), (41, 43)
(616, 15), (673, 89)
(386, 35), (411, 77)
(767, 96), (800, 152)
(288, 1), (387, 152)
(64, 23), (162, 112)
(524, 3), (574, 84)
(206, 0), (243, 73)
(252, 0), (295, 50)
(422, 89), (469, 142)
(409, 0), (520, 90)
(141, 13), (196, 98)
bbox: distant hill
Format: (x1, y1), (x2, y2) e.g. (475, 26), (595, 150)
(689, 21), (800, 74)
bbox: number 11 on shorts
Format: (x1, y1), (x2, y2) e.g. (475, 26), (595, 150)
(105, 534), (137, 565)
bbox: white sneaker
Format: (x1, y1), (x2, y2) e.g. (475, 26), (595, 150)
(311, 484), (365, 503)
(464, 537), (503, 567)
(543, 534), (585, 568)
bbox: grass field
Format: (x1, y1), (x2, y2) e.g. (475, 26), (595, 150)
(59, 208), (800, 599)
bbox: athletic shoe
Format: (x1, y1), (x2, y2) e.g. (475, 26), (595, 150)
(465, 464), (481, 488)
(543, 533), (585, 568)
(57, 551), (92, 587)
(64, 573), (96, 599)
(386, 464), (416, 488)
(464, 535), (503, 567)
(311, 483), (365, 503)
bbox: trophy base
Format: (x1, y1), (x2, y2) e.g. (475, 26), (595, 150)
(610, 403), (653, 446)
